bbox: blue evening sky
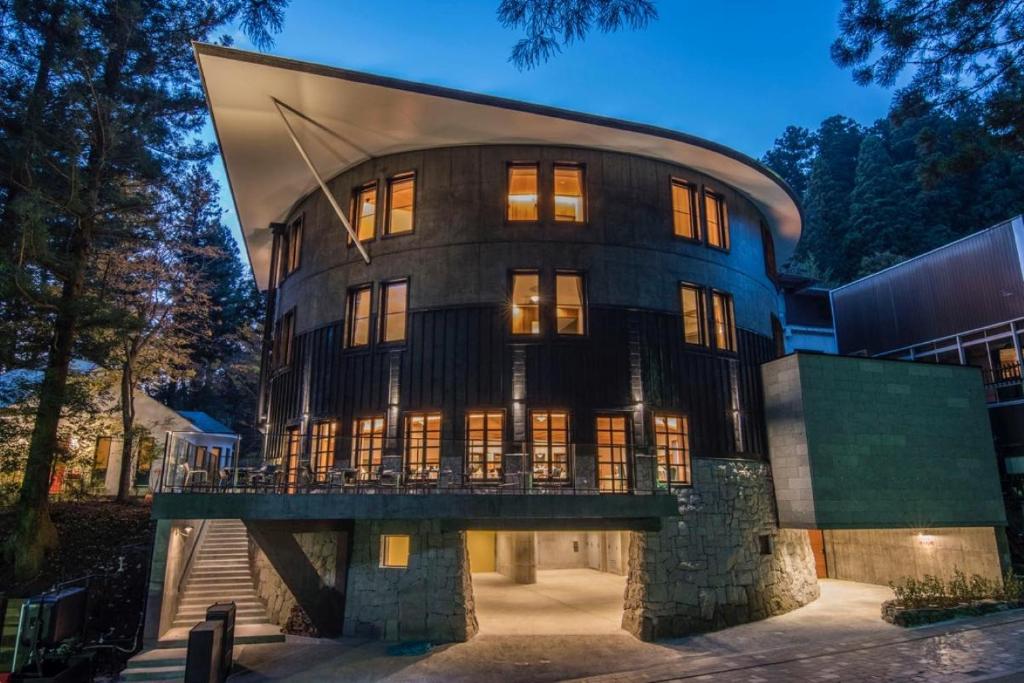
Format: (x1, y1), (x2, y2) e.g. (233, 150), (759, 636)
(208, 0), (894, 260)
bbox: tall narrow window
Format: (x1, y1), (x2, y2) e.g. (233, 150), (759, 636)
(286, 216), (303, 275)
(596, 415), (630, 493)
(136, 438), (155, 482)
(467, 411), (503, 481)
(671, 180), (698, 239)
(553, 164), (584, 222)
(284, 426), (300, 492)
(761, 222), (777, 279)
(680, 284), (706, 346)
(275, 309), (295, 368)
(704, 190), (729, 250)
(712, 290), (737, 352)
(555, 273), (585, 335)
(405, 413), (441, 480)
(93, 437), (112, 479)
(352, 416), (385, 478)
(386, 173), (415, 235)
(511, 272), (541, 335)
(311, 420), (337, 476)
(653, 414), (690, 486)
(352, 182), (377, 243)
(507, 163), (539, 221)
(531, 410), (569, 483)
(346, 286), (372, 348)
(381, 280), (408, 343)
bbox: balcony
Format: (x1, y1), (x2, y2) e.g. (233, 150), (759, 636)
(983, 361), (1023, 403)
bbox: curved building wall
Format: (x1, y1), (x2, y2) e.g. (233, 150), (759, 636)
(264, 144), (783, 470)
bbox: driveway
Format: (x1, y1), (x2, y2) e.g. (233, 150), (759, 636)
(229, 579), (1024, 682)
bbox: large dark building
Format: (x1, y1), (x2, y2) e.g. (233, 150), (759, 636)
(138, 46), (1008, 653)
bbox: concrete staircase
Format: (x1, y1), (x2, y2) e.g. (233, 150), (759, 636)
(120, 519), (282, 682)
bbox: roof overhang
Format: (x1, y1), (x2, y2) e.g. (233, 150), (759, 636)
(195, 43), (803, 290)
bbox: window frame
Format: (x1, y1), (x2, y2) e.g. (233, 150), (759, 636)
(404, 412), (442, 481)
(554, 271), (587, 336)
(466, 410), (505, 482)
(379, 278), (409, 345)
(380, 534), (410, 568)
(761, 221), (777, 280)
(552, 162), (586, 224)
(703, 188), (730, 251)
(679, 282), (708, 347)
(652, 413), (692, 487)
(286, 215), (303, 276)
(274, 308), (296, 370)
(711, 289), (737, 353)
(670, 178), (700, 241)
(310, 420), (337, 477)
(93, 436), (112, 479)
(530, 409), (571, 484)
(349, 180), (379, 245)
(384, 171), (416, 237)
(506, 162), (540, 223)
(596, 413), (631, 493)
(351, 415), (386, 479)
(509, 269), (542, 337)
(345, 284), (373, 349)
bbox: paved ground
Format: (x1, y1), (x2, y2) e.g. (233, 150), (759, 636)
(229, 577), (1024, 682)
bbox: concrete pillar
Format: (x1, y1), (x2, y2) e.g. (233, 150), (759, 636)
(495, 531), (536, 584)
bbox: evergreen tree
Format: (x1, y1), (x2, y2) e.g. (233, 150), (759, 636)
(761, 126), (817, 200)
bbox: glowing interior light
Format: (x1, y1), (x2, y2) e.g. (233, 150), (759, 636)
(529, 295), (540, 303)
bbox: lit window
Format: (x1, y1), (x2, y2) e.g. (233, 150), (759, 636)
(137, 438), (155, 479)
(680, 284), (706, 346)
(511, 272), (541, 335)
(653, 414), (690, 486)
(671, 180), (698, 239)
(284, 426), (300, 492)
(386, 173), (415, 235)
(704, 190), (729, 249)
(531, 410), (569, 482)
(554, 164), (584, 222)
(352, 182), (377, 243)
(352, 416), (385, 479)
(346, 286), (372, 348)
(467, 411), (503, 481)
(596, 416), (629, 493)
(311, 420), (337, 476)
(405, 413), (441, 480)
(380, 534), (410, 568)
(555, 273), (585, 335)
(507, 164), (539, 221)
(93, 436), (112, 478)
(711, 290), (737, 352)
(381, 280), (408, 343)
(274, 309), (295, 368)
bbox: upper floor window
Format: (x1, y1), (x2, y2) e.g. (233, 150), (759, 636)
(274, 309), (295, 368)
(346, 285), (372, 348)
(507, 163), (539, 221)
(671, 180), (698, 240)
(704, 190), (729, 250)
(277, 216), (303, 283)
(405, 413), (441, 480)
(653, 414), (690, 486)
(352, 182), (377, 243)
(531, 410), (569, 482)
(680, 283), (707, 346)
(386, 173), (415, 235)
(310, 420), (337, 475)
(553, 164), (584, 222)
(467, 411), (503, 481)
(761, 221), (777, 279)
(555, 272), (585, 335)
(711, 290), (737, 352)
(511, 271), (541, 335)
(381, 280), (408, 343)
(352, 416), (385, 478)
(93, 436), (112, 479)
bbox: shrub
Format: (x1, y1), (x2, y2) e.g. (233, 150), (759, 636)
(889, 568), (1024, 609)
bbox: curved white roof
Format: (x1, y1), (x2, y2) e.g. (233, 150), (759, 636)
(195, 43), (802, 290)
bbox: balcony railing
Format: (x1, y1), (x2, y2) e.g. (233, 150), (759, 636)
(983, 361), (1022, 387)
(156, 437), (685, 497)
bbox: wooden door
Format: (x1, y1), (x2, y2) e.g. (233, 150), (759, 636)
(808, 529), (828, 578)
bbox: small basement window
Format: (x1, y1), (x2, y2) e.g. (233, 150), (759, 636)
(380, 534), (410, 568)
(758, 534), (774, 556)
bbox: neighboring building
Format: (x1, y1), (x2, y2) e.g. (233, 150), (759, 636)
(778, 274), (836, 354)
(832, 216), (1024, 556)
(140, 46), (1008, 648)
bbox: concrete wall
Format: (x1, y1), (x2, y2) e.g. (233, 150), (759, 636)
(823, 527), (1004, 584)
(250, 530), (340, 626)
(343, 520), (477, 641)
(143, 518), (204, 643)
(495, 531), (537, 584)
(763, 353), (1007, 529)
(622, 458), (819, 640)
(467, 530), (496, 572)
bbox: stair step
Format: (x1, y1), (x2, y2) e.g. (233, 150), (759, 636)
(172, 617), (268, 628)
(181, 586), (256, 595)
(121, 664), (185, 681)
(187, 571), (254, 580)
(175, 608), (267, 619)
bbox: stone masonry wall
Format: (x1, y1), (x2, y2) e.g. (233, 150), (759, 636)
(343, 520), (478, 642)
(250, 531), (338, 626)
(622, 458), (819, 640)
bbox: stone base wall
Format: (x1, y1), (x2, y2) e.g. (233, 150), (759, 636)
(343, 520), (478, 642)
(250, 530), (339, 626)
(622, 458), (819, 640)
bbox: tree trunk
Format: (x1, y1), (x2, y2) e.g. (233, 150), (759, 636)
(116, 355), (137, 502)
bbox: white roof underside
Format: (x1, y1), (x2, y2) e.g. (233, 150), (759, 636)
(195, 44), (802, 290)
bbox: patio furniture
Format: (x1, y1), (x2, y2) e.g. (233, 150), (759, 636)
(183, 466), (208, 490)
(248, 464), (278, 492)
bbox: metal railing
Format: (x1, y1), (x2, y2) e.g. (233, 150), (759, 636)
(983, 361), (1023, 386)
(159, 437), (684, 497)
